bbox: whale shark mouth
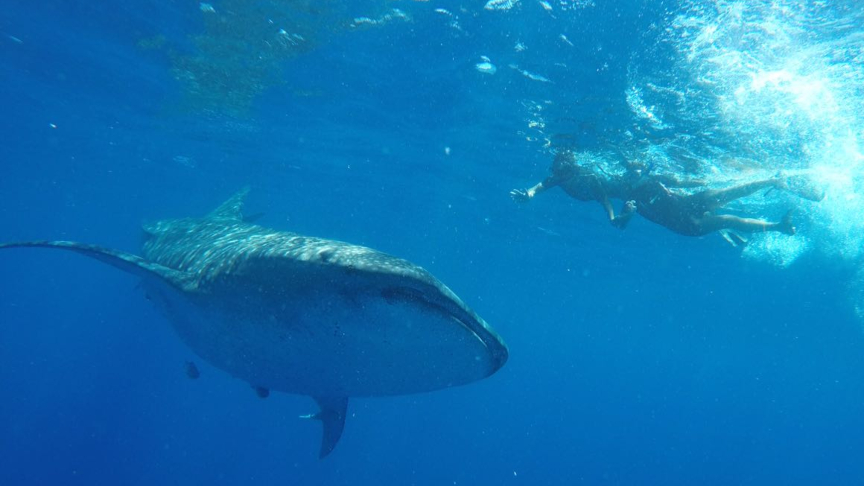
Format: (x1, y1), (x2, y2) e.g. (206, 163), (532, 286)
(380, 285), (497, 351)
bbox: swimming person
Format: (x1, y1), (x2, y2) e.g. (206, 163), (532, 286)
(510, 150), (798, 238)
(509, 150), (633, 227)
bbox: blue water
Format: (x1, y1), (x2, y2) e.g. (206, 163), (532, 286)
(3, 0), (864, 484)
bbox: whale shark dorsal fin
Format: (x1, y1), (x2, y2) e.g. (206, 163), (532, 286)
(207, 186), (251, 222)
(299, 396), (348, 458)
(0, 241), (197, 291)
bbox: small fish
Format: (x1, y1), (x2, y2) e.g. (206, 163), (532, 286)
(484, 0), (519, 10)
(475, 62), (497, 74)
(255, 386), (270, 398)
(509, 64), (551, 83)
(352, 17), (376, 26)
(524, 72), (550, 82)
(536, 226), (561, 237)
(185, 361), (200, 379)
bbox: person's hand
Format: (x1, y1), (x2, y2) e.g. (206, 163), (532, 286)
(611, 216), (632, 229)
(611, 201), (637, 229)
(510, 189), (531, 203)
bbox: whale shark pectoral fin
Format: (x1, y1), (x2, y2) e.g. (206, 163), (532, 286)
(0, 241), (197, 292)
(299, 396), (349, 458)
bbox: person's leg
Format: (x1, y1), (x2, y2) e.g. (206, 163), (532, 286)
(699, 178), (781, 208)
(718, 229), (749, 247)
(599, 196), (616, 223)
(698, 211), (795, 235)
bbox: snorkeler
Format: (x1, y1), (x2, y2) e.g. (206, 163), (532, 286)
(620, 176), (796, 236)
(510, 150), (634, 227)
(511, 150), (801, 239)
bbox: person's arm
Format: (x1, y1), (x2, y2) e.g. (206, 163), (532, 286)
(510, 177), (556, 203)
(590, 178), (633, 229)
(599, 195), (616, 222)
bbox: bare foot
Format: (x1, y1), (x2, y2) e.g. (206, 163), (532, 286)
(778, 210), (796, 235)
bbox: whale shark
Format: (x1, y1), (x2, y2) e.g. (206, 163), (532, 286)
(0, 188), (508, 457)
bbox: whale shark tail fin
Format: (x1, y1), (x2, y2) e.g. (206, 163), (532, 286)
(300, 396), (349, 458)
(0, 241), (196, 291)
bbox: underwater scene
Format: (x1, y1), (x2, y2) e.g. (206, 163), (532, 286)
(2, 0), (864, 484)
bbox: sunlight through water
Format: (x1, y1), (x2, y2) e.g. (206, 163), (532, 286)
(628, 0), (864, 269)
